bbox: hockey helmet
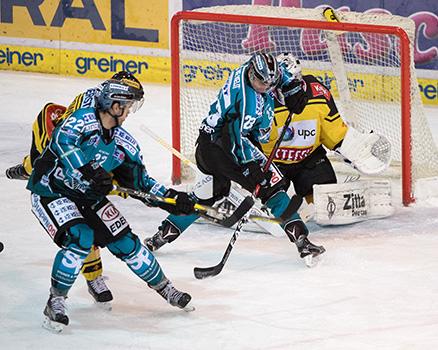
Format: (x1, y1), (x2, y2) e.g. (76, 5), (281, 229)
(97, 78), (144, 114)
(248, 53), (281, 91)
(277, 53), (302, 81)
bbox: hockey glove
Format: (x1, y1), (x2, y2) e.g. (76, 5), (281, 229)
(281, 80), (308, 115)
(78, 161), (113, 196)
(243, 161), (272, 192)
(159, 189), (197, 215)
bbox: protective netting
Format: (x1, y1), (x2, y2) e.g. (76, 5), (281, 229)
(174, 5), (438, 199)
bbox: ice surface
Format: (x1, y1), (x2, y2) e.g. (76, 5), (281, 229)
(1, 71), (438, 349)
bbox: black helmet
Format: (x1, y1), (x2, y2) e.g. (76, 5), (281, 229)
(96, 79), (144, 113)
(111, 71), (144, 102)
(248, 53), (281, 89)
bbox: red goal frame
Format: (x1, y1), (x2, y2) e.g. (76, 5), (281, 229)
(170, 10), (412, 205)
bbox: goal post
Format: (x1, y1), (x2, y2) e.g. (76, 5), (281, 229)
(170, 5), (438, 206)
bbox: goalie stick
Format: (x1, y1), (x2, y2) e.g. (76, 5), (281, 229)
(193, 112), (295, 280)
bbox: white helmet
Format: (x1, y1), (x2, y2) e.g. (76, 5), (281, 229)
(277, 53), (302, 80)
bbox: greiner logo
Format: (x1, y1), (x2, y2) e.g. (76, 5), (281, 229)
(183, 64), (232, 83)
(75, 56), (148, 75)
(0, 48), (43, 66)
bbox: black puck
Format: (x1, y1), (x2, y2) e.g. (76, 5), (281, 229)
(0, 242), (3, 253)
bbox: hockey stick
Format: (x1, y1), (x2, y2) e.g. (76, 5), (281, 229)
(140, 124), (261, 227)
(113, 185), (280, 223)
(193, 112), (295, 280)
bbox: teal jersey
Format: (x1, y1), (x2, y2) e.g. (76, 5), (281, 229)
(199, 61), (293, 165)
(27, 107), (167, 201)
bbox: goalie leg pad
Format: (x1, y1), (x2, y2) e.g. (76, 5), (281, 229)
(313, 180), (394, 225)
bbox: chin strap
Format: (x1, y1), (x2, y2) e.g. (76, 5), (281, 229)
(107, 110), (123, 127)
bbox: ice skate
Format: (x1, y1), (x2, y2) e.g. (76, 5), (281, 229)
(87, 275), (113, 310)
(144, 220), (181, 252)
(296, 236), (326, 268)
(5, 164), (29, 180)
(150, 278), (194, 312)
(42, 293), (69, 333)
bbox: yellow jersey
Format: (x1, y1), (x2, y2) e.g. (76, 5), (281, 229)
(261, 75), (347, 165)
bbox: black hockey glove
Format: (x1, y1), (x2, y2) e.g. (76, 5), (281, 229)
(78, 161), (113, 197)
(243, 161), (272, 192)
(158, 189), (197, 215)
(282, 80), (308, 115)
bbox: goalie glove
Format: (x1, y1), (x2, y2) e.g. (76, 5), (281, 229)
(335, 127), (391, 175)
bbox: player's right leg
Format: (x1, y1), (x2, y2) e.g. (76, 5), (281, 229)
(107, 231), (193, 310)
(30, 194), (94, 332)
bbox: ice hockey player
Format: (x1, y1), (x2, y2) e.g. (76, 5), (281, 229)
(145, 52), (325, 266)
(5, 72), (139, 309)
(27, 78), (197, 332)
(261, 53), (392, 224)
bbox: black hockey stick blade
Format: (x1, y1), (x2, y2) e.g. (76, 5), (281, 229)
(193, 264), (224, 279)
(220, 196), (254, 227)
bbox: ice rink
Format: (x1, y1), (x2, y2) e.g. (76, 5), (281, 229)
(1, 71), (438, 350)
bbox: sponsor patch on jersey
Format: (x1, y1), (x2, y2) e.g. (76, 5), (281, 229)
(47, 197), (83, 226)
(255, 94), (264, 116)
(114, 129), (138, 156)
(87, 134), (100, 146)
(310, 82), (331, 100)
(232, 71), (241, 89)
(97, 202), (129, 236)
(279, 120), (317, 147)
(113, 149), (125, 162)
(83, 123), (100, 133)
(82, 88), (97, 108)
(274, 146), (313, 162)
(31, 194), (58, 239)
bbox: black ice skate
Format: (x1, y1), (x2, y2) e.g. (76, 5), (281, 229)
(144, 220), (181, 252)
(87, 276), (113, 310)
(42, 293), (69, 333)
(296, 235), (326, 268)
(150, 279), (194, 312)
(5, 164), (29, 180)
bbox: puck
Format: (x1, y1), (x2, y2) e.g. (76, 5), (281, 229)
(0, 242), (3, 253)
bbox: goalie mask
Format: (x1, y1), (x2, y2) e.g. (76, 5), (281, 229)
(277, 53), (302, 81)
(248, 53), (281, 93)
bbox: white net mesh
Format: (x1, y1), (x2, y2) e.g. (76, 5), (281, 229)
(174, 5), (438, 199)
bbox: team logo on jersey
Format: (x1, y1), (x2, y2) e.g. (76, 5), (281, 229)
(310, 82), (331, 99)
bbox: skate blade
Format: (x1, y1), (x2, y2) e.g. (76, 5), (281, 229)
(42, 316), (65, 333)
(303, 254), (321, 268)
(182, 305), (195, 312)
(94, 301), (112, 311)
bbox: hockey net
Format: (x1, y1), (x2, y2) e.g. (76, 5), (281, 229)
(171, 5), (438, 205)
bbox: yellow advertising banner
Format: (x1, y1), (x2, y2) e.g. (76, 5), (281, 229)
(0, 0), (168, 49)
(0, 45), (170, 83)
(0, 44), (436, 106)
